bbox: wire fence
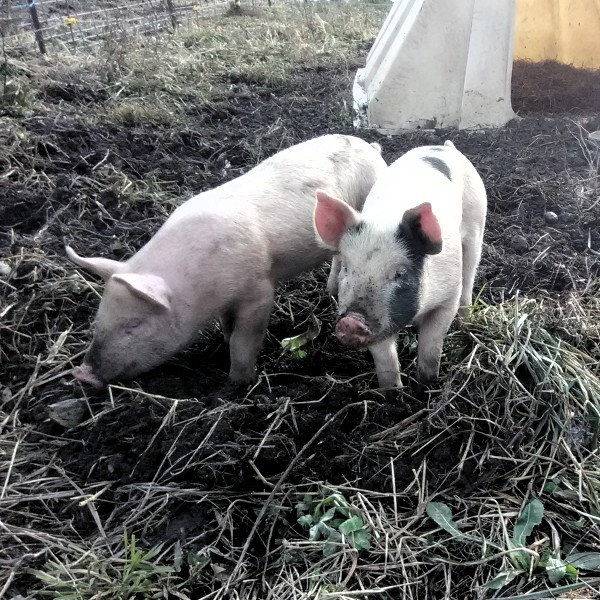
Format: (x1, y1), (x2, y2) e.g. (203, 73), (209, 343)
(0, 0), (271, 54)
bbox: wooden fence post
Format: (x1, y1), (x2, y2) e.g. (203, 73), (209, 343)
(165, 0), (177, 29)
(28, 0), (46, 54)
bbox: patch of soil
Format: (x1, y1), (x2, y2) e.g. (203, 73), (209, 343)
(512, 60), (600, 114)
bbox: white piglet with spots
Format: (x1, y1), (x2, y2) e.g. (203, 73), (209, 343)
(314, 141), (487, 388)
(66, 134), (387, 388)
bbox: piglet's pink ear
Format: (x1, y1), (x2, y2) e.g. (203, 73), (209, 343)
(112, 273), (172, 311)
(402, 203), (443, 255)
(314, 189), (362, 250)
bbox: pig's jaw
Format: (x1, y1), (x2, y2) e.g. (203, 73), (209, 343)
(73, 364), (106, 389)
(335, 313), (374, 347)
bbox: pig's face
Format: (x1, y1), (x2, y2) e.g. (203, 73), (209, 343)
(313, 190), (442, 348)
(75, 275), (182, 387)
(66, 246), (183, 387)
(335, 226), (426, 346)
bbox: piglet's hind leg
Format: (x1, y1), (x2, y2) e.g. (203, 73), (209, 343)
(228, 282), (274, 384)
(219, 310), (235, 343)
(416, 304), (457, 384)
(458, 237), (483, 320)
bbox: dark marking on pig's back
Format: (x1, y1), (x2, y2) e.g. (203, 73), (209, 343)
(422, 156), (452, 181)
(329, 149), (353, 193)
(301, 179), (326, 195)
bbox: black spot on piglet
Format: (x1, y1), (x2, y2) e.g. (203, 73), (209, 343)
(422, 156), (452, 181)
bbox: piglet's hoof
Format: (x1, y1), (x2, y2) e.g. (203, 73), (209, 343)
(383, 389), (413, 414)
(410, 375), (438, 401)
(223, 374), (258, 398)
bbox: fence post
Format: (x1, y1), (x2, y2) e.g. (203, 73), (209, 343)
(165, 0), (177, 29)
(28, 0), (46, 54)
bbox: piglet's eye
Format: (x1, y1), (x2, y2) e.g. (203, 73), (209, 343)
(125, 319), (142, 333)
(394, 270), (406, 281)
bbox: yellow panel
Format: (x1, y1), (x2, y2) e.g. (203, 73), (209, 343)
(515, 0), (600, 68)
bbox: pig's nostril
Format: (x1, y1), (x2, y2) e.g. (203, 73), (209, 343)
(335, 315), (372, 347)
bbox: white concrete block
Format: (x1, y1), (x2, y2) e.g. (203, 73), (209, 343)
(355, 0), (517, 131)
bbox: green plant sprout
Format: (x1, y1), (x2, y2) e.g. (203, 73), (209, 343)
(280, 313), (321, 359)
(296, 487), (371, 556)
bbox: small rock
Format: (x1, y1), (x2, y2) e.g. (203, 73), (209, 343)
(49, 398), (88, 428)
(589, 130), (600, 148)
(510, 234), (528, 253)
(424, 134), (441, 145)
(544, 211), (559, 225)
(0, 261), (11, 278)
(1, 386), (12, 404)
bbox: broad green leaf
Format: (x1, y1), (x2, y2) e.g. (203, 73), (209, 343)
(512, 499), (544, 547)
(173, 541), (183, 571)
(546, 557), (567, 584)
(511, 549), (533, 571)
(312, 521), (328, 539)
(426, 501), (471, 540)
(316, 522), (340, 541)
(309, 523), (322, 541)
(336, 505), (351, 518)
(326, 526), (342, 542)
(479, 578), (600, 600)
(339, 517), (364, 535)
(187, 553), (210, 569)
(552, 489), (581, 501)
(323, 526), (343, 556)
(540, 548), (552, 563)
(298, 515), (313, 528)
(484, 570), (523, 590)
(567, 552), (600, 570)
(140, 542), (164, 561)
(324, 539), (340, 556)
(325, 493), (348, 507)
(280, 314), (321, 355)
(320, 507), (338, 523)
(565, 564), (579, 579)
(350, 529), (371, 551)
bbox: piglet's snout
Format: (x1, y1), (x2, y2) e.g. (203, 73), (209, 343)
(336, 313), (372, 347)
(73, 364), (106, 389)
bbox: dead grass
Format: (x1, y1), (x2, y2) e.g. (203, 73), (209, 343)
(3, 262), (600, 597)
(2, 3), (387, 130)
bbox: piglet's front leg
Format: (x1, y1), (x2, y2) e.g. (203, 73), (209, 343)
(368, 336), (402, 388)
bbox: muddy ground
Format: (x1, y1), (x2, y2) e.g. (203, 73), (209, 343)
(1, 55), (600, 597)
